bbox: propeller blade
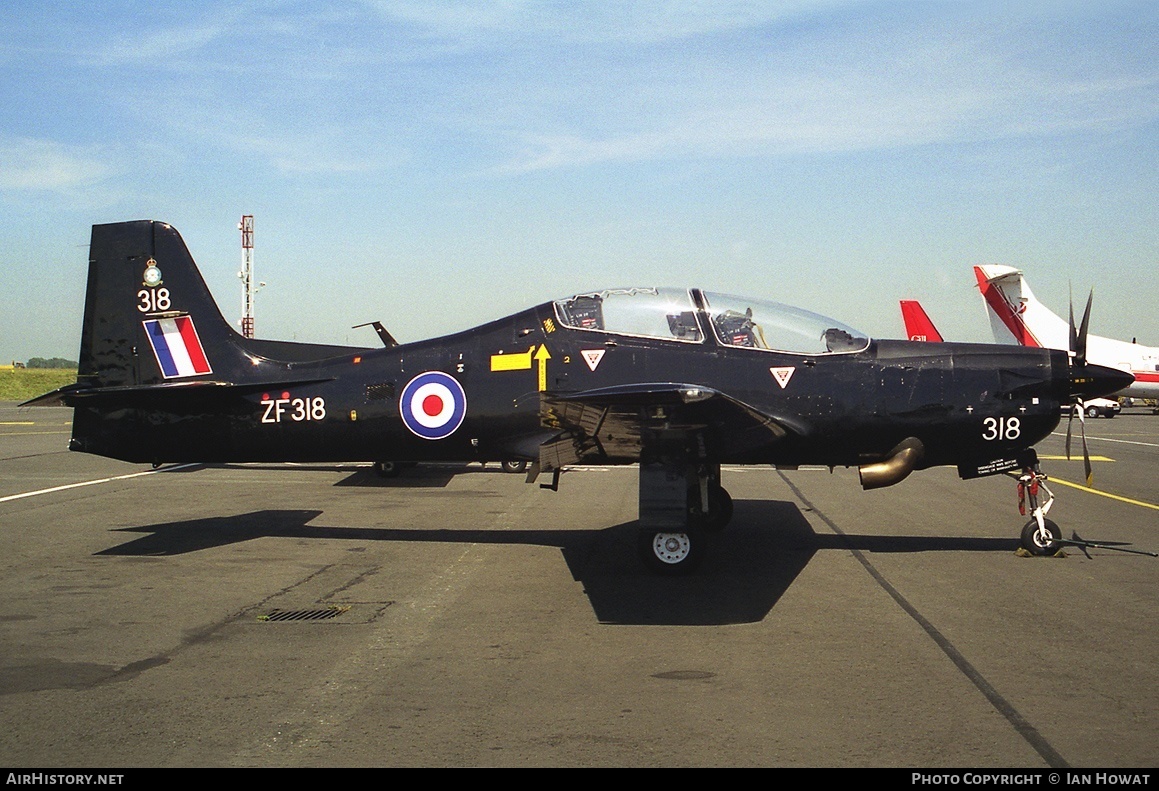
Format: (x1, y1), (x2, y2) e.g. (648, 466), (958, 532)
(1076, 289), (1093, 368)
(1068, 285), (1079, 359)
(1065, 404), (1074, 460)
(1080, 407), (1093, 487)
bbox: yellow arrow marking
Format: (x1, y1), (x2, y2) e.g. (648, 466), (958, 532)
(535, 344), (552, 391)
(490, 346), (536, 372)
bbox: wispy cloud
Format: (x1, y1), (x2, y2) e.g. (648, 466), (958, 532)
(91, 22), (232, 65)
(494, 69), (1159, 173)
(0, 138), (112, 192)
(6, 2), (1156, 180)
(245, 132), (407, 175)
(364, 0), (857, 44)
(473, 8), (1159, 173)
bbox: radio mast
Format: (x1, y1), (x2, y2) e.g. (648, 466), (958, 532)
(238, 215), (255, 338)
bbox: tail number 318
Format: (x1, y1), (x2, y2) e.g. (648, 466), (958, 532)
(982, 416), (1020, 441)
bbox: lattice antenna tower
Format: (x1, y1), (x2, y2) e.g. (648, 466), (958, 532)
(238, 215), (255, 338)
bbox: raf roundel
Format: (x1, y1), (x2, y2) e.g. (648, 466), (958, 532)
(399, 371), (467, 440)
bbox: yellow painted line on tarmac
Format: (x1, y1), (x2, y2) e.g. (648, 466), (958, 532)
(1046, 477), (1159, 512)
(0, 430), (71, 437)
(1050, 431), (1159, 449)
(0, 421), (35, 425)
(1039, 455), (1114, 462)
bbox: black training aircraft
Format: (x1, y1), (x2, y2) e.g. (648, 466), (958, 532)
(26, 221), (1134, 573)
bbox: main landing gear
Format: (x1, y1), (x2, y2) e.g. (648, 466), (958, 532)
(636, 459), (733, 575)
(373, 460), (402, 478)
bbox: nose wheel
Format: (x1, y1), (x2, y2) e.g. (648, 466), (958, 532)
(1020, 517), (1063, 556)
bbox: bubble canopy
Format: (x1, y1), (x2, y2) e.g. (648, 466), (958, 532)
(553, 287), (870, 355)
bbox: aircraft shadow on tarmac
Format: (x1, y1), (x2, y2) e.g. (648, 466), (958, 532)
(94, 500), (1018, 626)
(208, 463), (516, 489)
(208, 463), (459, 488)
(332, 465), (514, 488)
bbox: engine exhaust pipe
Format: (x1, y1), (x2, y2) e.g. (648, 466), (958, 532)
(859, 437), (925, 490)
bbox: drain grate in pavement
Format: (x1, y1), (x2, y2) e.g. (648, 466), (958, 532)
(259, 606), (351, 622)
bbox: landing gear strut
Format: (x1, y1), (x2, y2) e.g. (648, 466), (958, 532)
(691, 481), (733, 532)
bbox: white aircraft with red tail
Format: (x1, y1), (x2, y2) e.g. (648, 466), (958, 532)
(973, 265), (1158, 400)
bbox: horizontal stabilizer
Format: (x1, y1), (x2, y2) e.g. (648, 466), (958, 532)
(21, 376), (335, 408)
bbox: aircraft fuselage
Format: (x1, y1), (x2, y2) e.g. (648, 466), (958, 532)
(70, 299), (1071, 477)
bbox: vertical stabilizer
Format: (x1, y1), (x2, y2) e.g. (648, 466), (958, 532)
(77, 220), (368, 392)
(899, 300), (944, 342)
(973, 265), (1069, 349)
(78, 221), (244, 389)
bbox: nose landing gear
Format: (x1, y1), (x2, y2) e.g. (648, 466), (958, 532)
(1016, 463), (1063, 556)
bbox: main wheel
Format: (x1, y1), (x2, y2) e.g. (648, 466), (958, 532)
(373, 461), (402, 478)
(638, 529), (704, 575)
(1020, 518), (1064, 556)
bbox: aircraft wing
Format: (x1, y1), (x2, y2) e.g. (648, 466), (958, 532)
(537, 383), (802, 471)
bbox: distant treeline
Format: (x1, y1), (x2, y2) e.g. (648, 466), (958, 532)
(25, 357), (79, 369)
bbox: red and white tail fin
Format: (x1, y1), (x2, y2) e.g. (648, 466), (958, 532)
(973, 265), (1069, 349)
(899, 300), (944, 342)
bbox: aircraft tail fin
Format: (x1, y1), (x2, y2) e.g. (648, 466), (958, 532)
(973, 265), (1069, 349)
(899, 300), (944, 342)
(74, 220), (366, 391)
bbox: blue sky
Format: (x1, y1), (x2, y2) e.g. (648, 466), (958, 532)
(2, 0), (1157, 361)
